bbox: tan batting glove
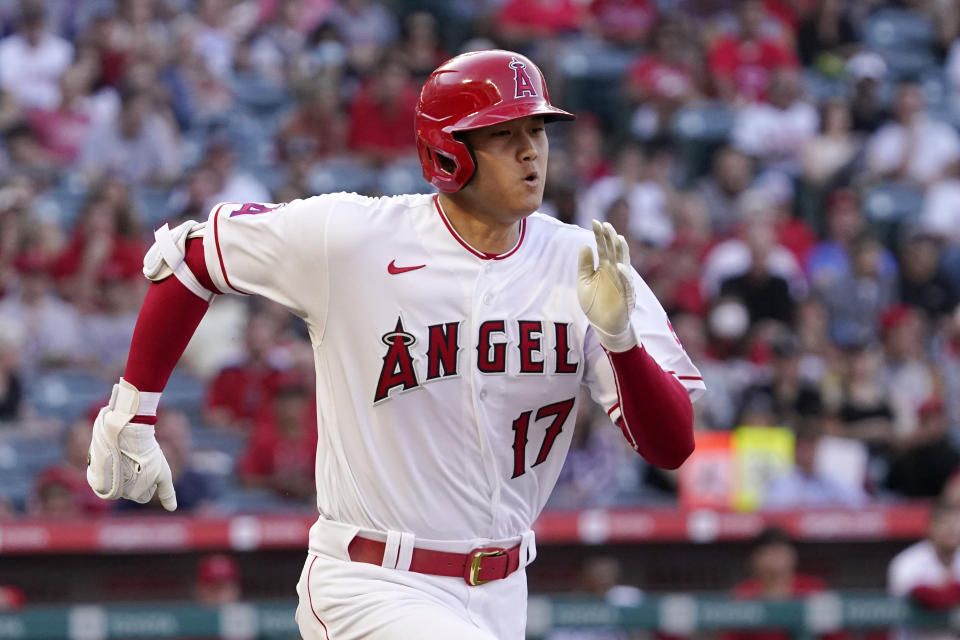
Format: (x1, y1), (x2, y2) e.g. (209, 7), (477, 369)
(577, 220), (638, 352)
(86, 378), (178, 511)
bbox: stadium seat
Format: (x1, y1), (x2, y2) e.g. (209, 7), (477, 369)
(862, 8), (935, 51)
(862, 182), (924, 247)
(670, 103), (735, 185)
(26, 370), (110, 422)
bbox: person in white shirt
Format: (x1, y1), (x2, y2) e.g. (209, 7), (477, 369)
(867, 81), (960, 187)
(889, 501), (960, 640)
(0, 3), (73, 110)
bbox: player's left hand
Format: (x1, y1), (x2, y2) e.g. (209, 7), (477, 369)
(87, 378), (178, 511)
(577, 220), (637, 352)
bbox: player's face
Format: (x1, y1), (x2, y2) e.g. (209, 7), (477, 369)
(458, 115), (548, 220)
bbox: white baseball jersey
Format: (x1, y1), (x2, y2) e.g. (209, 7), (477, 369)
(888, 540), (960, 640)
(202, 192), (704, 542)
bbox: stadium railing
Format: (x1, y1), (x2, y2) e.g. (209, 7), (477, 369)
(0, 593), (954, 640)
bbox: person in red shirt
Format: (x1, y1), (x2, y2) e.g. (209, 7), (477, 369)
(30, 420), (114, 517)
(707, 0), (798, 103)
(346, 54), (419, 166)
(204, 312), (284, 432)
(628, 18), (704, 138)
(51, 183), (145, 309)
(723, 527), (845, 640)
(237, 372), (318, 501)
(589, 0), (658, 46)
(496, 0), (586, 47)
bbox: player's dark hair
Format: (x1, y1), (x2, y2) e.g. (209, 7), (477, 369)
(751, 526), (792, 551)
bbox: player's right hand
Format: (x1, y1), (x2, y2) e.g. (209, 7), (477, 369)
(86, 378), (178, 511)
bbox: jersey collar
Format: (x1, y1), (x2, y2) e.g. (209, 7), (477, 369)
(433, 194), (526, 261)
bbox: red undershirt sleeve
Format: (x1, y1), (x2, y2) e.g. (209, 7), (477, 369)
(606, 344), (695, 470)
(123, 238), (218, 394)
(908, 583), (960, 610)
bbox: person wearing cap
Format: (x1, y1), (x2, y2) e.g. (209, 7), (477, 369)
(195, 554), (241, 606)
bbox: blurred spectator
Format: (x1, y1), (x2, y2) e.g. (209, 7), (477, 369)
(51, 186), (145, 309)
(0, 2), (73, 110)
(707, 0), (798, 104)
(800, 99), (858, 191)
(886, 398), (960, 499)
(205, 312), (285, 431)
(695, 145), (755, 236)
(277, 79), (348, 164)
(0, 585), (25, 611)
(881, 305), (937, 435)
(763, 418), (868, 509)
(195, 554), (241, 606)
(77, 86), (184, 186)
(736, 334), (823, 427)
(805, 189), (898, 294)
(30, 420), (111, 516)
(867, 80), (960, 187)
(120, 409), (215, 512)
(846, 51), (888, 134)
(834, 341), (897, 457)
(2, 123), (57, 188)
(701, 206), (807, 302)
(795, 0), (858, 70)
(889, 501), (960, 638)
(567, 113), (613, 188)
(247, 0), (310, 86)
(0, 251), (83, 379)
(627, 18), (703, 140)
(496, 0), (586, 49)
(719, 219), (797, 326)
(550, 392), (638, 508)
(327, 0), (399, 72)
(346, 53), (418, 166)
(76, 270), (143, 378)
(933, 305), (960, 428)
(898, 229), (959, 322)
(579, 144), (673, 247)
(721, 526), (843, 640)
(190, 0), (239, 81)
(238, 372), (318, 501)
(399, 11), (448, 84)
(589, 0), (658, 46)
(544, 556), (642, 640)
(818, 232), (897, 348)
(732, 68), (818, 173)
(203, 137), (271, 211)
(23, 62), (95, 167)
(0, 315), (23, 423)
(920, 160), (960, 246)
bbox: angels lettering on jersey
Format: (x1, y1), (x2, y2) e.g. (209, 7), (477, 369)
(374, 316), (579, 403)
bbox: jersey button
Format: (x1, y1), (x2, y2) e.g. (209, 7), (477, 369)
(482, 293), (493, 305)
(479, 389), (488, 400)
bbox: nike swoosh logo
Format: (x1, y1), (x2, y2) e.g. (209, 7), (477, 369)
(388, 260), (426, 275)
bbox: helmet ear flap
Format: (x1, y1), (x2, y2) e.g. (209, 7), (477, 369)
(417, 134), (476, 192)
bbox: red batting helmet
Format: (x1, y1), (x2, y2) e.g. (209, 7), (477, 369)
(415, 49), (575, 193)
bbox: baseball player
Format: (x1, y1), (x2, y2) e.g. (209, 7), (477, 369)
(85, 50), (704, 639)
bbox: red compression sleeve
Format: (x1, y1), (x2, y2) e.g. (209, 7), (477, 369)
(607, 345), (695, 469)
(909, 584), (960, 610)
(123, 238), (217, 393)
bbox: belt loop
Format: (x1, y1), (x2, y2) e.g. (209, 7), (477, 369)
(520, 531), (537, 566)
(395, 531), (415, 571)
(382, 530), (402, 569)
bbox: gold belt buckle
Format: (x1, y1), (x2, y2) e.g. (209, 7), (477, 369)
(466, 548), (507, 586)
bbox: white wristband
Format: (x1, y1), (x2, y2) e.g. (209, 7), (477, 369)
(592, 323), (638, 353)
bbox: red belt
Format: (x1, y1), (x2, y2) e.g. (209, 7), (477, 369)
(347, 536), (522, 586)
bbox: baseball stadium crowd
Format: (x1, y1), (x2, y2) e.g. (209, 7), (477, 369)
(0, 0), (959, 518)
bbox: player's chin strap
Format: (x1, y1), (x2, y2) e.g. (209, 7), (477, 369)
(142, 221), (215, 302)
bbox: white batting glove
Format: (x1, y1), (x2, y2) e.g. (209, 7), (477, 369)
(87, 378), (177, 511)
(577, 220), (638, 352)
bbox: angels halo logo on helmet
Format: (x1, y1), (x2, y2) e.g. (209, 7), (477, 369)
(415, 49), (575, 193)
